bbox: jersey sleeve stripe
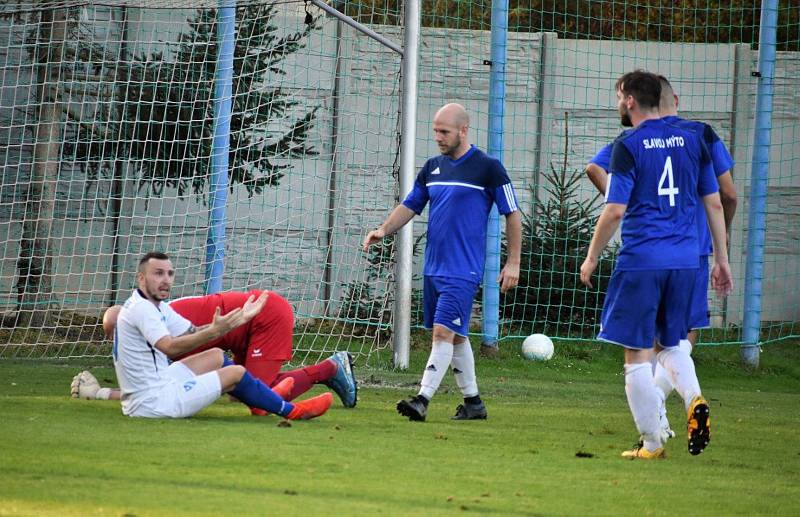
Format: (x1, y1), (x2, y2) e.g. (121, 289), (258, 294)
(502, 183), (518, 211)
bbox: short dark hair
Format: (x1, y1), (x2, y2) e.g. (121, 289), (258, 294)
(138, 252), (170, 272)
(615, 70), (661, 110)
(657, 74), (677, 109)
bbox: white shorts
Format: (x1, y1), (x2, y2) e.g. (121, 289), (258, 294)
(129, 362), (222, 418)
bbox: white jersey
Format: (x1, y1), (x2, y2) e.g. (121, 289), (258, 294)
(113, 289), (192, 416)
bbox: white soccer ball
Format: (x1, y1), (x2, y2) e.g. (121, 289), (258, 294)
(521, 333), (554, 361)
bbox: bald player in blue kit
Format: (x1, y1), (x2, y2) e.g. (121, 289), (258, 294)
(363, 103), (522, 422)
(580, 71), (733, 459)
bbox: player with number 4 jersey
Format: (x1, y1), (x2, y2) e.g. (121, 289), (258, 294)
(584, 75), (738, 444)
(580, 70), (732, 460)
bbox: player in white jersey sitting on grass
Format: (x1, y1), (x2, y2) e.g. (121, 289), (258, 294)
(363, 103), (521, 422)
(580, 70), (733, 459)
(72, 290), (357, 414)
(110, 251), (332, 420)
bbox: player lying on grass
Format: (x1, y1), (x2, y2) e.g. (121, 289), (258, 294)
(584, 74), (737, 443)
(73, 290), (357, 414)
(75, 251), (332, 420)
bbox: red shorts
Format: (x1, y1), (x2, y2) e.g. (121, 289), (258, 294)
(171, 290), (294, 364)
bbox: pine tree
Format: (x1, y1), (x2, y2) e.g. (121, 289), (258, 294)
(0, 2), (319, 325)
(70, 3), (319, 198)
(501, 113), (616, 337)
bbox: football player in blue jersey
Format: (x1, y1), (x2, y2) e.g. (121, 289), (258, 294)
(584, 75), (738, 443)
(580, 71), (733, 459)
(363, 103), (522, 422)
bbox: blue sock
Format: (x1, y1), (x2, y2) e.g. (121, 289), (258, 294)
(222, 355), (235, 368)
(230, 371), (295, 417)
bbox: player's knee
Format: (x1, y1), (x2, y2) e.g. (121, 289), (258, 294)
(220, 364), (246, 389)
(203, 347), (225, 364)
(432, 324), (455, 343)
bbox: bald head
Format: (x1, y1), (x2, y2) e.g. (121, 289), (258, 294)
(433, 103), (470, 158)
(102, 305), (122, 340)
(658, 75), (678, 115)
(435, 103), (469, 128)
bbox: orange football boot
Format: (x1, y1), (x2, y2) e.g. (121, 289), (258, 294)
(286, 392), (334, 420)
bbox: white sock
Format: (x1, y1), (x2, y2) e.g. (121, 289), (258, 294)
(657, 346), (702, 411)
(653, 361), (674, 400)
(95, 387), (112, 400)
(624, 362), (662, 451)
(451, 338), (478, 398)
(654, 339), (693, 400)
(652, 362), (671, 432)
(419, 341), (454, 400)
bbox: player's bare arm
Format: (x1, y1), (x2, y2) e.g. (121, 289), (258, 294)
(154, 293), (268, 357)
(155, 310), (240, 356)
(716, 171), (737, 236)
(702, 192), (733, 297)
(362, 204), (416, 251)
(580, 203), (626, 288)
(498, 210), (522, 293)
(176, 292), (269, 339)
(585, 163), (609, 196)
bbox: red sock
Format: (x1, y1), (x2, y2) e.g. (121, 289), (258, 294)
(274, 360), (337, 401)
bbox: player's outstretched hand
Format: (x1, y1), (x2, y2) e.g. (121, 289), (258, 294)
(711, 262), (733, 298)
(362, 228), (385, 252)
(211, 306), (246, 336)
(579, 256), (598, 288)
(498, 262), (520, 293)
(241, 291), (269, 323)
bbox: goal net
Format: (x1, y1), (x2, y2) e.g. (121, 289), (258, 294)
(0, 0), (405, 365)
(1, 1), (798, 365)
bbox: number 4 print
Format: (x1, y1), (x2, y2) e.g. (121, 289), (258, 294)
(658, 156), (679, 206)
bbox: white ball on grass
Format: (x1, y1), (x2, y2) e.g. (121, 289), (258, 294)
(521, 333), (554, 361)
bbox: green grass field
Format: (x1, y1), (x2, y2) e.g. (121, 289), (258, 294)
(1, 341), (799, 516)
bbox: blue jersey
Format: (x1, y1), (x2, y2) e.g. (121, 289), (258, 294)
(402, 145), (518, 282)
(607, 118), (719, 271)
(592, 117), (733, 255)
(589, 144), (613, 199)
(662, 115), (734, 255)
(589, 143), (613, 173)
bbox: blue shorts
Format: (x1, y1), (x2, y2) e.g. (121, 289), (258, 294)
(423, 276), (479, 336)
(598, 268), (697, 349)
(689, 256), (710, 330)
